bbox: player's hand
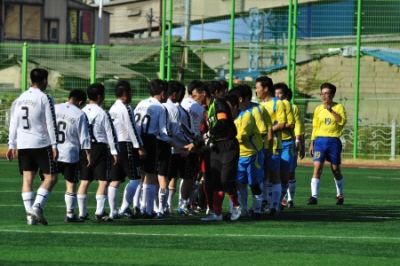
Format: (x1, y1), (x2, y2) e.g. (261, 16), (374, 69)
(300, 148), (305, 160)
(52, 148), (58, 162)
(6, 149), (16, 162)
(184, 143), (195, 152)
(309, 146), (314, 158)
(113, 155), (119, 165)
(86, 154), (91, 167)
(138, 147), (147, 159)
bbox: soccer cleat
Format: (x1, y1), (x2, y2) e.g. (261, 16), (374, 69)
(196, 206), (206, 213)
(30, 205), (48, 226)
(118, 208), (134, 218)
(26, 213), (37, 225)
(287, 200), (295, 208)
(201, 214), (223, 221)
(261, 200), (269, 213)
(230, 206), (241, 221)
(281, 199), (287, 206)
(279, 204), (285, 212)
(65, 214), (84, 223)
(266, 207), (278, 216)
(307, 197), (318, 205)
(154, 212), (164, 219)
(223, 213), (232, 220)
(240, 209), (250, 218)
(142, 213), (154, 219)
(336, 195), (344, 205)
(252, 212), (262, 220)
(110, 213), (123, 219)
(188, 208), (197, 216)
(133, 207), (142, 218)
(164, 207), (173, 218)
(94, 213), (113, 222)
(79, 213), (90, 221)
(206, 208), (214, 215)
(177, 207), (189, 216)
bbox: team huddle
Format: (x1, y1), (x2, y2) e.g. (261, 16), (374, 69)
(6, 68), (347, 225)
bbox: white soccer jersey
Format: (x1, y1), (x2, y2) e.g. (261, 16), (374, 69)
(163, 99), (190, 153)
(181, 97), (205, 136)
(134, 97), (171, 142)
(109, 99), (143, 148)
(55, 102), (91, 163)
(82, 103), (119, 156)
(8, 87), (58, 149)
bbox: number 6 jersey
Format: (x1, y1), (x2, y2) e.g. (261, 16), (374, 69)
(55, 102), (91, 163)
(8, 87), (58, 150)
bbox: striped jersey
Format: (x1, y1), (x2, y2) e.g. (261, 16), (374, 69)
(109, 99), (143, 148)
(55, 102), (91, 163)
(82, 103), (119, 156)
(8, 87), (58, 149)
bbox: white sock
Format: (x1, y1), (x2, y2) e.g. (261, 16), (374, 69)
(280, 183), (289, 202)
(65, 192), (76, 217)
(77, 194), (88, 217)
(95, 195), (107, 215)
(335, 178), (344, 196)
(271, 183), (281, 209)
(154, 184), (160, 213)
(288, 179), (297, 201)
(142, 184), (156, 215)
(120, 180), (140, 211)
(311, 178), (320, 198)
(107, 186), (119, 216)
(133, 182), (142, 209)
(33, 188), (50, 209)
(252, 193), (263, 213)
(167, 188), (176, 211)
(164, 189), (169, 211)
(22, 192), (34, 212)
(178, 179), (184, 201)
(158, 188), (167, 214)
(239, 185), (248, 211)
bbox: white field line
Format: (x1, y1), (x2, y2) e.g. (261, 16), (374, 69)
(1, 229), (400, 241)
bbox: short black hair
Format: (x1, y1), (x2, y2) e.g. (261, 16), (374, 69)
(255, 76), (274, 95)
(274, 82), (289, 98)
(230, 86), (246, 100)
(206, 80), (222, 95)
(87, 83), (105, 101)
(193, 83), (211, 98)
(219, 80), (229, 90)
(320, 83), (337, 94)
(286, 89), (293, 101)
(115, 80), (131, 98)
(168, 80), (183, 97)
(69, 89), (87, 105)
(222, 92), (239, 108)
(30, 68), (48, 84)
(234, 84), (252, 100)
(187, 80), (203, 95)
(148, 79), (168, 96)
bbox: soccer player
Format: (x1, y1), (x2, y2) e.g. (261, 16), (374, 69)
(274, 83), (296, 211)
(77, 83), (119, 222)
(308, 83), (347, 205)
(230, 87), (266, 219)
(134, 79), (183, 218)
(108, 80), (146, 219)
(7, 68), (58, 226)
(255, 76), (287, 215)
(207, 80), (227, 98)
(55, 89), (91, 223)
(192, 86), (241, 221)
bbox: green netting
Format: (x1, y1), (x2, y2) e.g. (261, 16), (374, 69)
(1, 0), (400, 159)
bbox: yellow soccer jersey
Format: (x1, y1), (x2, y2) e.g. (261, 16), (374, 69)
(234, 107), (264, 157)
(250, 102), (268, 137)
(260, 98), (286, 150)
(311, 103), (347, 140)
(292, 104), (305, 136)
(281, 99), (295, 141)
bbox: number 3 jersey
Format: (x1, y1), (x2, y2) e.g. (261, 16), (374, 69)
(134, 97), (171, 142)
(55, 102), (91, 163)
(8, 87), (58, 150)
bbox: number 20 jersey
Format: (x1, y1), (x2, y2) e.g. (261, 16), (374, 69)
(55, 102), (91, 163)
(8, 87), (58, 149)
(134, 97), (171, 142)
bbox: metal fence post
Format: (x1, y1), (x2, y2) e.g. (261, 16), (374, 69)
(22, 42), (28, 92)
(90, 44), (96, 84)
(390, 119), (396, 161)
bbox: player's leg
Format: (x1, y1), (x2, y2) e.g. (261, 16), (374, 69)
(77, 149), (92, 220)
(62, 162), (83, 222)
(328, 138), (344, 205)
(308, 137), (327, 205)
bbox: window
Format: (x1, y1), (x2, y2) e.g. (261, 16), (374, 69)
(68, 10), (93, 43)
(44, 20), (59, 41)
(4, 4), (41, 40)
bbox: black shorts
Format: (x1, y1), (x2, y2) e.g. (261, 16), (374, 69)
(169, 153), (198, 180)
(18, 146), (57, 175)
(111, 142), (141, 182)
(80, 143), (111, 182)
(157, 139), (171, 176)
(57, 161), (79, 183)
(210, 139), (239, 185)
(140, 135), (158, 174)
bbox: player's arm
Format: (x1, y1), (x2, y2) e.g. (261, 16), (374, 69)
(78, 114), (91, 166)
(309, 106), (321, 157)
(126, 106), (146, 159)
(104, 111), (119, 164)
(44, 96), (58, 161)
(273, 101), (286, 132)
(7, 101), (18, 158)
